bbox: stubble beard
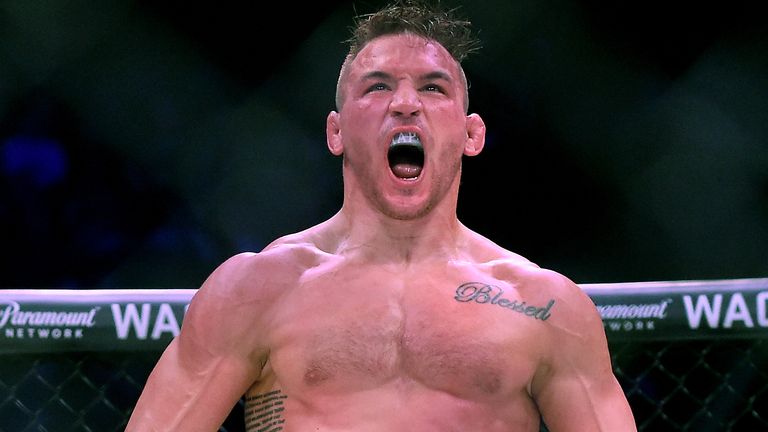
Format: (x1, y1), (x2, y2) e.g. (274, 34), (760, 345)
(373, 161), (462, 222)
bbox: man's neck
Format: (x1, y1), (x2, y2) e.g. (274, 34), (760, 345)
(328, 207), (465, 265)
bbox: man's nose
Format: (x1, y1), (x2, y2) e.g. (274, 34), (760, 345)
(389, 86), (421, 117)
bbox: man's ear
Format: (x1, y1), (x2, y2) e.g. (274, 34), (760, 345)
(326, 111), (343, 156)
(464, 113), (486, 157)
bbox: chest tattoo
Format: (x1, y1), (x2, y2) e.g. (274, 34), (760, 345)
(454, 282), (555, 321)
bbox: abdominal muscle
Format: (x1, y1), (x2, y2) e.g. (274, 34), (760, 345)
(244, 376), (540, 432)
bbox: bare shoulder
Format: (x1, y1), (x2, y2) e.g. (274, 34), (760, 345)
(209, 241), (320, 293)
(196, 237), (328, 305)
(181, 237), (329, 353)
(518, 266), (593, 309)
(512, 265), (602, 334)
(466, 229), (579, 298)
(470, 234), (601, 335)
(465, 226), (602, 338)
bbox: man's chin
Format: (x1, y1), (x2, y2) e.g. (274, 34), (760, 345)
(380, 202), (433, 221)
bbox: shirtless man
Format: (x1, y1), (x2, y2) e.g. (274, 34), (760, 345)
(125, 1), (636, 430)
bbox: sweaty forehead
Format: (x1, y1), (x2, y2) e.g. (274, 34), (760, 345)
(350, 33), (460, 79)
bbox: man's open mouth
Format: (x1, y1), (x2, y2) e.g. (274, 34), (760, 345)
(388, 132), (424, 179)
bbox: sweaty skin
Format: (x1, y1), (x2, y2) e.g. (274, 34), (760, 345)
(125, 33), (636, 432)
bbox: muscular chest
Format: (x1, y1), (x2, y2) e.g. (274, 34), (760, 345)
(268, 263), (554, 398)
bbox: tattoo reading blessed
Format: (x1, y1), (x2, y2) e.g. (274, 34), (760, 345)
(454, 282), (555, 320)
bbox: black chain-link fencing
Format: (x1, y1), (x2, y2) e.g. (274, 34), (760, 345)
(0, 352), (245, 432)
(613, 339), (768, 431)
(1, 339), (766, 432)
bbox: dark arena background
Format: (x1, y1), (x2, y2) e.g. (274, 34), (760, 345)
(1, 0), (767, 431)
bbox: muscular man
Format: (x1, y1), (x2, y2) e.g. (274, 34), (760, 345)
(126, 1), (637, 430)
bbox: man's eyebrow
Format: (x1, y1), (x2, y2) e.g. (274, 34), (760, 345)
(359, 71), (452, 82)
(421, 71), (452, 82)
(361, 71), (392, 81)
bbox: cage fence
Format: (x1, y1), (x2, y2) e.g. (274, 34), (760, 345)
(1, 279), (766, 431)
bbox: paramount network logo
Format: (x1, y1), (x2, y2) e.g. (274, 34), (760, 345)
(0, 300), (99, 328)
(596, 299), (672, 333)
(0, 300), (99, 340)
(595, 289), (768, 334)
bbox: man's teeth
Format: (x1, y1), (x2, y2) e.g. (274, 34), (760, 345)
(391, 132), (421, 146)
(388, 132), (424, 179)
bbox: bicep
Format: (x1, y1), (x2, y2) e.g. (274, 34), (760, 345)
(126, 335), (259, 432)
(126, 270), (268, 430)
(126, 252), (281, 431)
(532, 281), (636, 431)
(535, 359), (635, 432)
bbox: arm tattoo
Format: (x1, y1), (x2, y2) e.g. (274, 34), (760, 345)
(454, 282), (555, 321)
(244, 390), (287, 432)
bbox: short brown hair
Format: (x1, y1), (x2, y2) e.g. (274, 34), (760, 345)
(335, 0), (481, 111)
(345, 0), (481, 63)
